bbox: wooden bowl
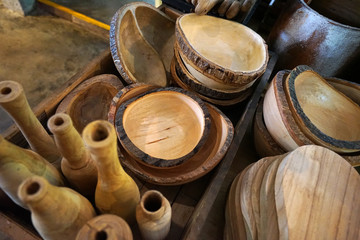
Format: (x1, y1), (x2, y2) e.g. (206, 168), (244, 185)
(115, 87), (211, 168)
(285, 65), (360, 153)
(175, 13), (268, 86)
(56, 74), (123, 133)
(110, 2), (175, 86)
(171, 57), (253, 107)
(119, 103), (234, 185)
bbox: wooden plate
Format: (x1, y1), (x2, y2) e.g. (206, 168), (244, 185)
(110, 2), (175, 86)
(284, 65), (360, 153)
(275, 145), (360, 239)
(175, 14), (268, 85)
(115, 87), (211, 168)
(56, 74), (123, 133)
(119, 103), (234, 185)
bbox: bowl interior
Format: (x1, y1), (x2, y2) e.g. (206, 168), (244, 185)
(123, 90), (206, 160)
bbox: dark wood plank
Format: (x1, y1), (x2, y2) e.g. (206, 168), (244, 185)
(0, 212), (41, 240)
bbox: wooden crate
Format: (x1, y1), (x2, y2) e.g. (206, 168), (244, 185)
(0, 2), (278, 239)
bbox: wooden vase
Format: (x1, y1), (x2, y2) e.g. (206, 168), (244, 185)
(0, 80), (61, 166)
(17, 176), (96, 240)
(136, 190), (171, 240)
(47, 113), (98, 198)
(76, 214), (133, 240)
(82, 120), (140, 224)
(0, 135), (65, 208)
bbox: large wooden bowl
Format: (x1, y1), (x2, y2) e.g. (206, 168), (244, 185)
(119, 103), (234, 185)
(285, 65), (360, 153)
(110, 2), (175, 86)
(115, 87), (211, 168)
(175, 14), (268, 86)
(56, 74), (123, 133)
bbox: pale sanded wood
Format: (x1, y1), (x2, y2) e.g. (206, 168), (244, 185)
(327, 78), (360, 105)
(115, 87), (211, 168)
(120, 103), (234, 185)
(171, 58), (253, 106)
(56, 74), (123, 134)
(285, 65), (360, 153)
(275, 145), (360, 240)
(108, 84), (159, 126)
(194, 0), (222, 15)
(76, 214), (133, 240)
(110, 2), (175, 86)
(176, 14), (268, 85)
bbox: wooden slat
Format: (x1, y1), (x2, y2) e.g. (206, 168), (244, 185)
(0, 212), (40, 240)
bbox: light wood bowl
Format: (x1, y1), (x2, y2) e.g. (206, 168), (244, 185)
(175, 13), (268, 86)
(110, 2), (175, 87)
(56, 74), (123, 133)
(120, 103), (234, 185)
(284, 65), (360, 153)
(115, 87), (211, 168)
(171, 57), (253, 107)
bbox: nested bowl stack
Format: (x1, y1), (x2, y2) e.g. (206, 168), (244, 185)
(109, 85), (234, 185)
(171, 13), (269, 106)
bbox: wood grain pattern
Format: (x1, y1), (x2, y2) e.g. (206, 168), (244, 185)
(275, 145), (360, 240)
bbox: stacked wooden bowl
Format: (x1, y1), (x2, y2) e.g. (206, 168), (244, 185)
(225, 145), (360, 240)
(108, 84), (234, 185)
(171, 13), (269, 106)
(254, 66), (360, 167)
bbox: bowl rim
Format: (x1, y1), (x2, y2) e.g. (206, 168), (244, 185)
(115, 87), (211, 168)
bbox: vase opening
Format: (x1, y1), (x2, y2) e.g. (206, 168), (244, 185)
(95, 230), (108, 240)
(92, 125), (109, 142)
(54, 117), (65, 126)
(144, 193), (162, 212)
(26, 182), (41, 195)
(1, 87), (12, 95)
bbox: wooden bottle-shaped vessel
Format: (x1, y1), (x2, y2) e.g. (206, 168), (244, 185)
(136, 190), (172, 240)
(47, 113), (97, 197)
(17, 176), (97, 240)
(0, 80), (61, 165)
(76, 214), (133, 240)
(82, 120), (140, 224)
(0, 134), (65, 208)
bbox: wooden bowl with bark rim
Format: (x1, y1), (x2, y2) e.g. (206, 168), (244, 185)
(175, 13), (268, 86)
(115, 87), (211, 168)
(110, 2), (175, 87)
(56, 74), (123, 133)
(119, 103), (234, 185)
(171, 57), (253, 107)
(173, 43), (252, 100)
(284, 65), (360, 153)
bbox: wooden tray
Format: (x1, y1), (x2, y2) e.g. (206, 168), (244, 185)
(0, 3), (280, 239)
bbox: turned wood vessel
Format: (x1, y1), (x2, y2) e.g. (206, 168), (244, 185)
(56, 74), (123, 133)
(76, 214), (133, 240)
(0, 80), (61, 165)
(17, 176), (96, 240)
(0, 135), (65, 208)
(175, 13), (268, 85)
(48, 113), (98, 198)
(115, 87), (211, 168)
(82, 120), (140, 224)
(285, 65), (360, 153)
(136, 190), (171, 240)
(120, 103), (234, 185)
(110, 2), (175, 86)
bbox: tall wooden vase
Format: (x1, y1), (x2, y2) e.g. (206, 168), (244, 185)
(48, 113), (97, 198)
(17, 176), (97, 240)
(0, 80), (61, 166)
(136, 190), (172, 240)
(76, 214), (133, 240)
(0, 135), (65, 208)
(82, 120), (140, 224)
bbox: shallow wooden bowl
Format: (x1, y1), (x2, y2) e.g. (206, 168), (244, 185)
(285, 65), (360, 153)
(115, 87), (211, 168)
(171, 57), (253, 107)
(110, 2), (175, 86)
(56, 74), (123, 133)
(175, 13), (268, 86)
(119, 103), (234, 185)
